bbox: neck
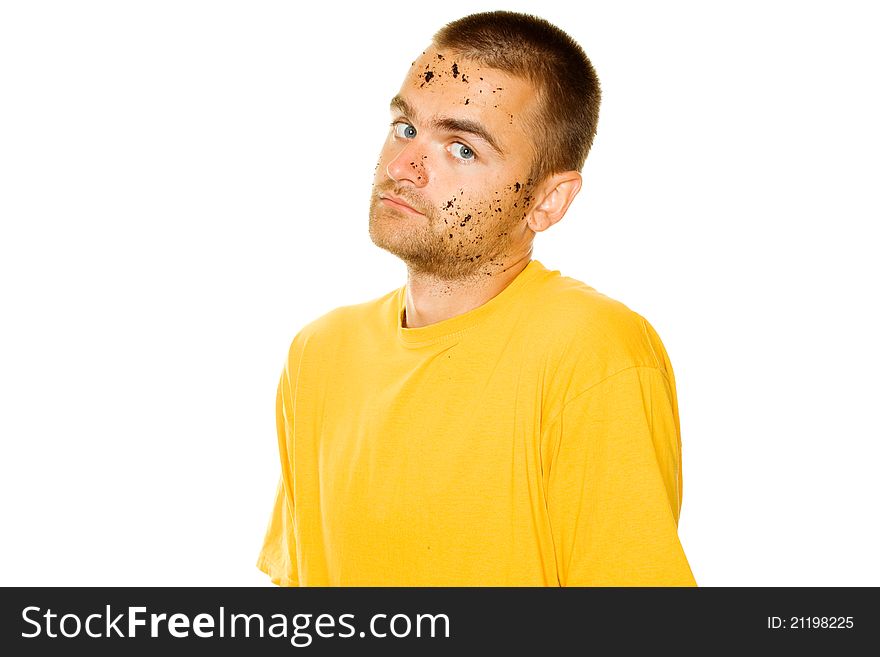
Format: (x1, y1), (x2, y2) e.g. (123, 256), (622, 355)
(402, 251), (532, 329)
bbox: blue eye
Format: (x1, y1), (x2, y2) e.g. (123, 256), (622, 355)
(393, 122), (417, 139)
(449, 142), (476, 161)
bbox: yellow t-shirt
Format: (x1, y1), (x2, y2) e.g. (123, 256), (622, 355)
(257, 259), (697, 586)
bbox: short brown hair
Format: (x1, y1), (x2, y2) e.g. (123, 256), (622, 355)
(433, 11), (601, 186)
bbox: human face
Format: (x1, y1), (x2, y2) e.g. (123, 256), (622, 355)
(369, 44), (540, 280)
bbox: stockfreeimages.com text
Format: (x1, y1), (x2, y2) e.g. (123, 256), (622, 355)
(21, 605), (451, 647)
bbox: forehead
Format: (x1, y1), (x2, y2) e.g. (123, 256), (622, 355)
(395, 45), (538, 155)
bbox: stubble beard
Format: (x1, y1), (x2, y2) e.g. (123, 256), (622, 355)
(368, 186), (459, 279)
(368, 184), (523, 282)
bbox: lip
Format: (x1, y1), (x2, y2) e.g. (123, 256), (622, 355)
(380, 194), (424, 216)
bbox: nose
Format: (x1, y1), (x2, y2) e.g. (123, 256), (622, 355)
(386, 140), (429, 188)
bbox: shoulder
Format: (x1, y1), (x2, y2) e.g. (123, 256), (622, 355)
(527, 266), (674, 389)
(283, 286), (399, 362)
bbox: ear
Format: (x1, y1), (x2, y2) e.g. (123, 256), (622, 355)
(526, 171), (582, 233)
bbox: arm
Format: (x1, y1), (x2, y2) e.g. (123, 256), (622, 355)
(543, 365), (696, 586)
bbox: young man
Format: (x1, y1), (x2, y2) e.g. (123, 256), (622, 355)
(257, 11), (697, 586)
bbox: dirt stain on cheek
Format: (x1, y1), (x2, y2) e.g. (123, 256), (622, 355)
(434, 182), (530, 274)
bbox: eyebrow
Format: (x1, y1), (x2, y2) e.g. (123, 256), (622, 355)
(390, 94), (505, 158)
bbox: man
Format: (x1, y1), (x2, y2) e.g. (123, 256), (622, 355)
(257, 10), (697, 586)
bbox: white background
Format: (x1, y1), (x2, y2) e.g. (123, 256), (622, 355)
(1, 0), (877, 586)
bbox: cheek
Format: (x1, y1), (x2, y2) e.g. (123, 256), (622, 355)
(435, 190), (500, 239)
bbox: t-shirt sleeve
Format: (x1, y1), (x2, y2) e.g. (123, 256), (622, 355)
(255, 373), (300, 586)
(543, 365), (697, 586)
(256, 476), (299, 586)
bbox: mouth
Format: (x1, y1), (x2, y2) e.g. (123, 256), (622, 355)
(379, 194), (424, 216)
